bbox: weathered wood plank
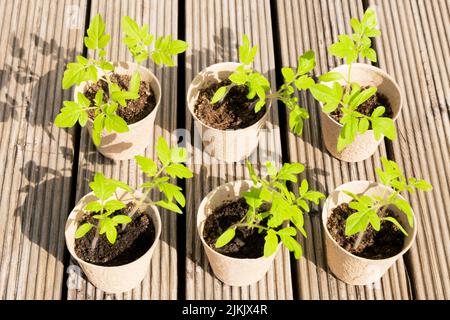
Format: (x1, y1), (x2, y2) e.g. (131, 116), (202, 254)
(67, 0), (180, 300)
(0, 0), (87, 299)
(275, 0), (411, 299)
(370, 0), (450, 300)
(185, 0), (293, 300)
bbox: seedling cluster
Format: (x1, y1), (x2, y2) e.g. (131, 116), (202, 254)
(344, 157), (432, 247)
(211, 35), (316, 135)
(309, 8), (396, 151)
(55, 14), (187, 146)
(75, 137), (193, 247)
(215, 160), (325, 259)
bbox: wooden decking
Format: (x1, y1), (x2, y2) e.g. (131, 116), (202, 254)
(0, 0), (448, 300)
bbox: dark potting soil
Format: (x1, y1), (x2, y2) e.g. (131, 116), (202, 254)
(330, 86), (393, 126)
(74, 202), (155, 266)
(193, 79), (267, 130)
(84, 73), (156, 124)
(203, 197), (271, 259)
(327, 203), (404, 259)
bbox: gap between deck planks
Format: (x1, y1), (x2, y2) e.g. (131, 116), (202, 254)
(370, 0), (450, 300)
(274, 0), (412, 299)
(66, 0), (180, 300)
(184, 0), (293, 300)
(0, 0), (87, 299)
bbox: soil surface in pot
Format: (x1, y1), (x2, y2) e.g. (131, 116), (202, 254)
(327, 203), (404, 259)
(84, 73), (156, 124)
(203, 197), (271, 259)
(75, 202), (155, 266)
(194, 79), (267, 130)
(330, 86), (393, 126)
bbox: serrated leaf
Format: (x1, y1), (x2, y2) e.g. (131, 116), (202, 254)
(277, 163), (304, 182)
(155, 200), (182, 214)
(165, 163), (193, 179)
(89, 172), (116, 201)
(280, 234), (303, 259)
(159, 182), (185, 207)
(345, 211), (370, 236)
(297, 50), (315, 75)
(84, 201), (102, 212)
(215, 228), (236, 248)
(265, 161), (278, 177)
(135, 155), (157, 176)
(372, 116), (396, 140)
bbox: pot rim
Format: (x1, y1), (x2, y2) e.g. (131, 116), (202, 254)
(187, 62), (272, 133)
(320, 63), (403, 128)
(321, 179), (418, 263)
(65, 190), (162, 270)
(74, 61), (162, 129)
(197, 179), (281, 262)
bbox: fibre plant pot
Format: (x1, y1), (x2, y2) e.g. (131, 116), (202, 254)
(65, 189), (161, 294)
(322, 180), (417, 285)
(187, 62), (271, 163)
(320, 63), (402, 162)
(197, 180), (281, 286)
(74, 61), (161, 161)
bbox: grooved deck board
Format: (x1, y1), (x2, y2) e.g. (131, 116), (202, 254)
(184, 0), (293, 300)
(275, 0), (411, 299)
(0, 0), (87, 299)
(370, 0), (450, 300)
(66, 0), (180, 300)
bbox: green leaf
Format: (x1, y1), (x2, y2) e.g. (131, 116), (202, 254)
(277, 163), (304, 182)
(358, 117), (370, 134)
(302, 191), (325, 205)
(264, 230), (279, 257)
(289, 105), (309, 135)
(211, 86), (227, 104)
(318, 72), (344, 82)
(362, 47), (377, 62)
(280, 234), (303, 259)
(159, 182), (185, 207)
(229, 72), (247, 85)
(104, 114), (129, 133)
(345, 210), (370, 236)
(372, 117), (396, 140)
(350, 87), (377, 109)
(371, 106), (385, 118)
(239, 34), (257, 65)
(281, 67), (296, 82)
(294, 75), (315, 90)
(75, 223), (94, 239)
(310, 84), (340, 113)
(121, 16), (142, 41)
(155, 200), (182, 214)
(329, 34), (358, 63)
(243, 187), (263, 210)
(215, 228), (236, 248)
(392, 197), (414, 227)
(85, 14), (109, 50)
(383, 216), (408, 236)
(84, 201), (102, 212)
(156, 136), (171, 165)
(62, 62), (90, 90)
(413, 179), (433, 191)
(266, 161), (278, 177)
(170, 147), (188, 163)
(105, 224), (118, 244)
(299, 179), (308, 196)
(89, 172), (116, 201)
(135, 155), (158, 176)
(246, 160), (258, 184)
(129, 71), (141, 94)
(104, 199), (126, 213)
(297, 50), (315, 75)
(165, 163), (193, 179)
(112, 214), (132, 225)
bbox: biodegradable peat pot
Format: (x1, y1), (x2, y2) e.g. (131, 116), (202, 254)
(187, 62), (270, 163)
(75, 61), (161, 161)
(320, 63), (402, 162)
(197, 180), (281, 286)
(322, 180), (417, 285)
(65, 189), (161, 294)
